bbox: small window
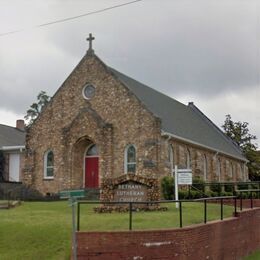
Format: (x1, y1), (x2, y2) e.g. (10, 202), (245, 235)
(186, 149), (191, 169)
(44, 150), (54, 179)
(86, 144), (98, 156)
(83, 84), (96, 100)
(203, 155), (207, 181)
(125, 145), (136, 173)
(168, 145), (174, 174)
(216, 158), (221, 181)
(229, 162), (233, 178)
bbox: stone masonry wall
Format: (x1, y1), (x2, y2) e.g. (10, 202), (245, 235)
(160, 137), (248, 182)
(23, 53), (161, 195)
(23, 52), (247, 195)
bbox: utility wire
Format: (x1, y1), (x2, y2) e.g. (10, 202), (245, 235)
(0, 0), (142, 37)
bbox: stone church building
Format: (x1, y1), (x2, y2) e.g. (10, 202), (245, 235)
(23, 35), (247, 195)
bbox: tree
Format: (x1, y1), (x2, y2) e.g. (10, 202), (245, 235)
(222, 114), (260, 181)
(24, 91), (51, 127)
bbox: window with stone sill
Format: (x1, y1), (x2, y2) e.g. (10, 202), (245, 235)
(124, 145), (136, 174)
(203, 154), (207, 181)
(168, 144), (174, 174)
(44, 150), (54, 179)
(216, 158), (221, 181)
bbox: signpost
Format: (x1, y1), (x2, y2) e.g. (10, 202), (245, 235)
(173, 166), (192, 208)
(59, 189), (85, 260)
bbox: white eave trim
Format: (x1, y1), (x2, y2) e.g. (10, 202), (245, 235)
(161, 130), (248, 162)
(0, 145), (25, 152)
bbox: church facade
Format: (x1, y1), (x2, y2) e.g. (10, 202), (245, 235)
(23, 36), (248, 195)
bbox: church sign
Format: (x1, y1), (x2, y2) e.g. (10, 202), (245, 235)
(114, 181), (148, 202)
(94, 174), (165, 212)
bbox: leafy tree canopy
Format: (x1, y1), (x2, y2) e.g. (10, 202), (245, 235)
(24, 91), (51, 127)
(222, 114), (259, 181)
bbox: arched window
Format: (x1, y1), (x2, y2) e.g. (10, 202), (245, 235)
(216, 158), (221, 181)
(240, 164), (244, 180)
(229, 162), (233, 179)
(124, 145), (136, 173)
(44, 150), (54, 179)
(86, 144), (98, 156)
(186, 149), (191, 169)
(203, 154), (207, 181)
(243, 163), (247, 181)
(168, 145), (174, 175)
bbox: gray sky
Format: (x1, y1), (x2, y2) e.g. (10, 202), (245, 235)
(0, 0), (259, 146)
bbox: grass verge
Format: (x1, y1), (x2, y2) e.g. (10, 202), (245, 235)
(0, 201), (234, 259)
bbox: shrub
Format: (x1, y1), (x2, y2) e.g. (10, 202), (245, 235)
(178, 190), (189, 199)
(224, 184), (233, 193)
(237, 182), (249, 190)
(161, 176), (174, 200)
(210, 182), (221, 194)
(220, 191), (233, 197)
(190, 190), (203, 199)
(191, 177), (205, 192)
(205, 190), (218, 198)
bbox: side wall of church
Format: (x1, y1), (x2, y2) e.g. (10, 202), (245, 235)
(23, 54), (162, 195)
(160, 137), (248, 182)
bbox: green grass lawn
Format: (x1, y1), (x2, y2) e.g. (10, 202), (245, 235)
(0, 201), (234, 259)
(244, 250), (260, 260)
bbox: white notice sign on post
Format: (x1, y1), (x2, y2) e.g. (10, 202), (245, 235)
(178, 169), (192, 185)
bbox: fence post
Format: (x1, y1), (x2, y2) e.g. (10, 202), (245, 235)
(240, 193), (243, 211)
(250, 191), (253, 209)
(220, 198), (223, 220)
(129, 202), (133, 231)
(77, 202), (80, 231)
(204, 199), (207, 224)
(179, 201), (182, 228)
(234, 197), (237, 216)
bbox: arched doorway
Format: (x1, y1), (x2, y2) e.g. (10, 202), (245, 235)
(84, 144), (99, 188)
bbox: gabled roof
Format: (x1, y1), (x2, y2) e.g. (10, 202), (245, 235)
(0, 124), (25, 148)
(109, 67), (245, 161)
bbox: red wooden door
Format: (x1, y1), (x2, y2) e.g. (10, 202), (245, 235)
(85, 157), (99, 188)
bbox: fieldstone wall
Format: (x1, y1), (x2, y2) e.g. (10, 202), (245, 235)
(23, 53), (161, 195)
(23, 51), (248, 196)
(160, 137), (248, 182)
(100, 173), (160, 202)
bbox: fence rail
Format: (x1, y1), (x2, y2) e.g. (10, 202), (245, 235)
(76, 191), (259, 231)
(77, 196), (235, 231)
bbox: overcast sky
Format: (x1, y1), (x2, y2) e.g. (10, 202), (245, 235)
(0, 0), (259, 146)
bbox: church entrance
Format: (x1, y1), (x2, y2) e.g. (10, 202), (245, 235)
(84, 144), (99, 188)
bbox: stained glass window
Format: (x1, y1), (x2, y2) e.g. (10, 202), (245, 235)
(125, 145), (136, 173)
(44, 150), (54, 178)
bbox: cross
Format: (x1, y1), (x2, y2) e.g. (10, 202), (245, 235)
(86, 33), (95, 52)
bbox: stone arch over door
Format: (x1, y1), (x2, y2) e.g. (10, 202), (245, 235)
(71, 136), (99, 189)
(84, 144), (99, 188)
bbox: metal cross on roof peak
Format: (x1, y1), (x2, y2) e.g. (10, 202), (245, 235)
(86, 33), (95, 55)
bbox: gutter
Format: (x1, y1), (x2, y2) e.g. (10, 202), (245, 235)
(0, 145), (25, 152)
(161, 130), (248, 162)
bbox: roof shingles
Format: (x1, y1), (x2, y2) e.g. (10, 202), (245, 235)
(109, 67), (245, 161)
(0, 124), (25, 148)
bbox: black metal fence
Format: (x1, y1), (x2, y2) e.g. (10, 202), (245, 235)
(197, 181), (260, 192)
(188, 181), (260, 198)
(76, 196), (238, 231)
